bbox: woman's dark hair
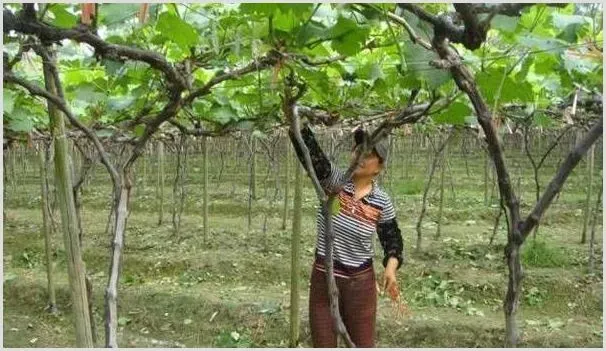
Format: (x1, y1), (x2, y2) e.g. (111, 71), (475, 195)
(351, 128), (385, 165)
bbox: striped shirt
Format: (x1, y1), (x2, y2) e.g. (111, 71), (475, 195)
(315, 164), (396, 267)
(289, 125), (404, 275)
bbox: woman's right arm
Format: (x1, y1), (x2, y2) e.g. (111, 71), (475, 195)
(288, 124), (341, 191)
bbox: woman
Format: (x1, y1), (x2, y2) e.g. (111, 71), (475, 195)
(289, 124), (404, 347)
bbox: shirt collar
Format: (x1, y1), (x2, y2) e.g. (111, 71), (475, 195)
(370, 179), (378, 196)
(344, 178), (378, 198)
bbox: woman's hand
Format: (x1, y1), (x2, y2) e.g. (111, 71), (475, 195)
(383, 257), (399, 299)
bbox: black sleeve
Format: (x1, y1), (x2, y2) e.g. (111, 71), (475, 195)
(288, 124), (333, 183)
(377, 218), (404, 269)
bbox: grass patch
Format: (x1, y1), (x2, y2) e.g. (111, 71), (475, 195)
(393, 179), (425, 195)
(522, 240), (571, 268)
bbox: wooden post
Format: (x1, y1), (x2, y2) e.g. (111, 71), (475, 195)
(581, 144), (595, 243)
(39, 144), (58, 314)
(157, 141), (165, 225)
(42, 49), (93, 347)
(289, 161), (303, 347)
(282, 143), (291, 230)
(202, 136), (209, 243)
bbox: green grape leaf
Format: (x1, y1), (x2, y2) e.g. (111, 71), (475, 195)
(404, 43), (450, 89)
(476, 68), (534, 105)
(297, 66), (331, 95)
(74, 83), (106, 103)
(533, 53), (560, 75)
(563, 54), (599, 75)
(102, 59), (126, 77)
(62, 68), (106, 86)
(372, 79), (391, 101)
(551, 13), (589, 30)
(330, 199), (341, 216)
(48, 4), (78, 29)
(434, 102), (472, 125)
(273, 5), (312, 32)
(210, 106), (237, 125)
(517, 35), (567, 54)
(4, 90), (17, 114)
(400, 8), (433, 43)
(108, 96), (136, 111)
(539, 75), (561, 93)
(133, 125), (146, 137)
(272, 9), (298, 32)
(491, 15), (518, 33)
(533, 112), (554, 128)
(71, 100), (90, 118)
(358, 62), (384, 84)
(239, 3), (279, 16)
(557, 23), (589, 43)
(156, 12), (199, 51)
(98, 3), (140, 26)
(7, 108), (35, 132)
(296, 21), (327, 46)
(277, 3), (313, 17)
(329, 16), (370, 56)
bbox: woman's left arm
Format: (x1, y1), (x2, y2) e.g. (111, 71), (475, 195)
(377, 218), (404, 269)
(377, 196), (404, 293)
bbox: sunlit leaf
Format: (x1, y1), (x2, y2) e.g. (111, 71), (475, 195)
(239, 3), (279, 16)
(156, 12), (199, 51)
(491, 15), (518, 33)
(563, 54), (599, 75)
(533, 112), (554, 127)
(4, 90), (17, 114)
(329, 16), (370, 56)
(102, 59), (126, 77)
(133, 125), (145, 137)
(533, 53), (560, 75)
(358, 62), (384, 84)
(74, 83), (106, 103)
(551, 13), (590, 30)
(404, 43), (450, 89)
(7, 108), (35, 132)
(48, 4), (78, 29)
(330, 199), (341, 215)
(210, 106), (237, 125)
(108, 96), (136, 111)
(517, 35), (568, 54)
(434, 102), (472, 125)
(476, 68), (534, 105)
(98, 3), (140, 26)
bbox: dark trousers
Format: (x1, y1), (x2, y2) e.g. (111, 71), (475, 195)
(309, 264), (377, 347)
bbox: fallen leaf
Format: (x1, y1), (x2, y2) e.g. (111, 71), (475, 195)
(209, 311), (218, 322)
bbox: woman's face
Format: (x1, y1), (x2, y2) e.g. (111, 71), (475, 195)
(352, 151), (383, 178)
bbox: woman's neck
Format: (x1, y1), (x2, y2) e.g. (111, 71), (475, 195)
(351, 174), (374, 200)
(352, 174), (374, 189)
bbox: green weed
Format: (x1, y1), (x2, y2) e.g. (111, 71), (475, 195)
(394, 179), (425, 195)
(524, 286), (547, 307)
(522, 240), (570, 268)
(214, 329), (254, 347)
